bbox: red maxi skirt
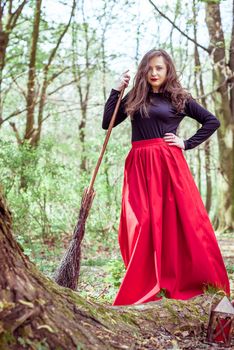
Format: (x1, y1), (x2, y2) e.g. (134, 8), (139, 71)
(112, 138), (230, 306)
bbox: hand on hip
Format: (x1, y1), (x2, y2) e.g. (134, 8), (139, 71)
(163, 133), (185, 149)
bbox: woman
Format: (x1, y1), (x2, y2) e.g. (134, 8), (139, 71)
(102, 48), (230, 306)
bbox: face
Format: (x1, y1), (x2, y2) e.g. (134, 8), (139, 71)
(147, 55), (167, 92)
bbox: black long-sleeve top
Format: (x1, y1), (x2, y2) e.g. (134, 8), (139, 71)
(102, 88), (221, 150)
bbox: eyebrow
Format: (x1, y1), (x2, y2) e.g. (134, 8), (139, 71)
(149, 65), (164, 68)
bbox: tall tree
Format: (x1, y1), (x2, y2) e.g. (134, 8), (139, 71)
(99, 0), (116, 206)
(0, 0), (28, 122)
(72, 0), (100, 171)
(25, 0), (42, 142)
(25, 0), (76, 146)
(7, 0), (76, 147)
(33, 0), (76, 146)
(192, 0), (212, 212)
(205, 0), (234, 230)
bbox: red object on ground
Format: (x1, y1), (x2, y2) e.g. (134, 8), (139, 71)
(213, 318), (232, 342)
(112, 138), (230, 306)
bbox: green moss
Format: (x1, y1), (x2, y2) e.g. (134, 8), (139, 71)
(119, 313), (139, 327)
(0, 300), (15, 312)
(18, 336), (50, 349)
(163, 301), (180, 320)
(0, 331), (17, 349)
(203, 284), (226, 295)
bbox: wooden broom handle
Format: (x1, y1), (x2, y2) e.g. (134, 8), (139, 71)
(87, 87), (126, 193)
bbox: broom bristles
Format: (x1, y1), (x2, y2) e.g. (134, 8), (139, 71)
(54, 187), (95, 289)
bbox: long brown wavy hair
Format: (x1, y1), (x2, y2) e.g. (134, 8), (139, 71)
(125, 49), (192, 119)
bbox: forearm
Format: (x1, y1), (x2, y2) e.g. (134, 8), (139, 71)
(183, 98), (221, 150)
(183, 117), (220, 150)
(102, 89), (128, 129)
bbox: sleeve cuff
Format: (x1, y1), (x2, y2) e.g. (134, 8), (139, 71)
(111, 88), (121, 95)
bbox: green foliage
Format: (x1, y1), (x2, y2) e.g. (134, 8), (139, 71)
(0, 131), (128, 285)
(104, 259), (125, 288)
(156, 288), (167, 298)
(0, 138), (78, 240)
(18, 337), (49, 350)
(203, 283), (227, 295)
(226, 264), (234, 274)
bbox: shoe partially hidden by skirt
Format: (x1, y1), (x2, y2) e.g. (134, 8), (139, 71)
(112, 138), (230, 306)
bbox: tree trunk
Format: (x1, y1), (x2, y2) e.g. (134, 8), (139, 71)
(32, 0), (76, 147)
(229, 0), (234, 227)
(193, 0), (212, 213)
(20, 0), (41, 189)
(0, 0), (27, 124)
(25, 0), (42, 142)
(72, 1), (98, 172)
(0, 191), (227, 350)
(205, 1), (234, 230)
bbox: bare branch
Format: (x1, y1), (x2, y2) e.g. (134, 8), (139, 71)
(6, 0), (28, 31)
(9, 121), (22, 145)
(10, 73), (27, 100)
(148, 0), (210, 53)
(1, 0), (8, 18)
(0, 78), (77, 125)
(47, 79), (78, 96)
(45, 0), (76, 70)
(1, 107), (27, 124)
(47, 66), (70, 85)
(196, 74), (234, 100)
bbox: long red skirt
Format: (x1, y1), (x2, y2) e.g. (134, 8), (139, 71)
(112, 138), (230, 306)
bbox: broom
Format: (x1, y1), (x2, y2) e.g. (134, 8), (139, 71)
(54, 86), (126, 290)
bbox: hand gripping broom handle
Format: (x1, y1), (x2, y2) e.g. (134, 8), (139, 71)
(87, 87), (126, 195)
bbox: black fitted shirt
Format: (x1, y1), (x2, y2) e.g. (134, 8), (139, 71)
(102, 88), (221, 150)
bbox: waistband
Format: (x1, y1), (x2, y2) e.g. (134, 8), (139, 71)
(131, 137), (168, 148)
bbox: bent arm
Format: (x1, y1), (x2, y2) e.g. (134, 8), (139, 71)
(183, 98), (220, 150)
(102, 89), (129, 129)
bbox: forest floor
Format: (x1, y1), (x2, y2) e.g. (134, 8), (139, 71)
(65, 232), (234, 304)
(218, 234), (234, 294)
(24, 231), (234, 349)
(29, 230), (234, 304)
